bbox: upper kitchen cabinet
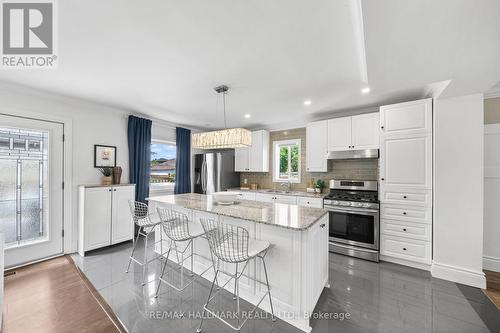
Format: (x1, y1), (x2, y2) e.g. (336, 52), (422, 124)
(379, 99), (432, 189)
(380, 98), (432, 136)
(306, 120), (328, 172)
(327, 116), (351, 151)
(351, 113), (380, 149)
(327, 112), (379, 151)
(234, 130), (270, 172)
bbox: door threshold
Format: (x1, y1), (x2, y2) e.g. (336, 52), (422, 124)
(5, 253), (65, 272)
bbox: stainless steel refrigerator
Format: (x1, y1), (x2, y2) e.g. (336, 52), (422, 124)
(194, 151), (240, 194)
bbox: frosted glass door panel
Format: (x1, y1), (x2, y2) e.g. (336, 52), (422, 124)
(0, 160), (17, 243)
(0, 127), (48, 247)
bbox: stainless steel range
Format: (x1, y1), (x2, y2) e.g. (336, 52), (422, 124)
(324, 180), (380, 262)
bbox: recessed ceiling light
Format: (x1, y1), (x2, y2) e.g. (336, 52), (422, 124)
(244, 114), (251, 119)
(361, 87), (371, 94)
(303, 99), (312, 106)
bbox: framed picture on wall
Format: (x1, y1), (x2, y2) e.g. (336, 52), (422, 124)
(94, 144), (117, 168)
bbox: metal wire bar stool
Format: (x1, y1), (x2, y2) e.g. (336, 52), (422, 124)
(196, 218), (276, 332)
(154, 207), (218, 297)
(125, 200), (165, 285)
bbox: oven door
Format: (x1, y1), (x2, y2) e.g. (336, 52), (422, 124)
(327, 206), (379, 250)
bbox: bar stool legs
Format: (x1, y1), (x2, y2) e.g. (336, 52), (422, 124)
(125, 227), (142, 273)
(260, 251), (276, 322)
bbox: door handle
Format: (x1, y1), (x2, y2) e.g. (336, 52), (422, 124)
(320, 223), (326, 228)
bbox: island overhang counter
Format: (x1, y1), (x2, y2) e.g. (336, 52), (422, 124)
(148, 193), (329, 332)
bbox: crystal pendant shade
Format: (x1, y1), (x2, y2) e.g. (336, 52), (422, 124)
(192, 128), (252, 149)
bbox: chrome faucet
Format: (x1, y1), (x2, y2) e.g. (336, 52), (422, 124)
(280, 181), (291, 193)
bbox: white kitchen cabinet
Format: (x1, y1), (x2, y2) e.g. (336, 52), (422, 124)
(234, 147), (248, 172)
(379, 98), (433, 269)
(234, 130), (270, 172)
(379, 187), (432, 207)
(380, 234), (431, 265)
(327, 116), (351, 151)
(296, 197), (323, 208)
(380, 219), (432, 242)
(380, 98), (432, 136)
(381, 204), (432, 225)
(351, 112), (380, 150)
(254, 192), (297, 205)
(327, 113), (379, 152)
(255, 193), (276, 203)
(274, 194), (298, 205)
(379, 133), (432, 189)
(236, 191), (256, 201)
(306, 120), (328, 172)
(78, 184), (135, 256)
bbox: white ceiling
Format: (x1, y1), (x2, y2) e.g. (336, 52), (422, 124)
(1, 0), (499, 129)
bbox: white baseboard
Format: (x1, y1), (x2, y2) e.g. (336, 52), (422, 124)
(431, 262), (486, 289)
(483, 256), (500, 272)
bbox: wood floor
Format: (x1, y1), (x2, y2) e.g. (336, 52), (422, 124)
(2, 255), (126, 333)
(484, 270), (500, 310)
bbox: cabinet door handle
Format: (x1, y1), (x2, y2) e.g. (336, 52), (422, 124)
(381, 178), (385, 181)
(403, 247), (407, 251)
(403, 195), (407, 199)
(403, 228), (407, 231)
(108, 189), (112, 192)
(320, 223), (326, 228)
(403, 212), (407, 215)
(381, 126), (384, 129)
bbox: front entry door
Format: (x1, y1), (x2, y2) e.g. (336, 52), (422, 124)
(0, 114), (64, 268)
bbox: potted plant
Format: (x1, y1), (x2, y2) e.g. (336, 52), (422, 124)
(98, 167), (114, 185)
(315, 179), (325, 193)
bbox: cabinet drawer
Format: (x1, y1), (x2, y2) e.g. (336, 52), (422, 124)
(255, 193), (275, 203)
(380, 235), (431, 264)
(380, 187), (432, 207)
(274, 195), (297, 205)
(381, 204), (431, 224)
(381, 219), (431, 241)
(236, 191), (256, 201)
(296, 197), (323, 208)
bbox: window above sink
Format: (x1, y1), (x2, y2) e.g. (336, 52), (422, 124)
(272, 139), (301, 183)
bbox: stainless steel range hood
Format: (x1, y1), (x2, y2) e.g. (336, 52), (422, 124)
(326, 149), (379, 160)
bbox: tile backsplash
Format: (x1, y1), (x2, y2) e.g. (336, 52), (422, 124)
(239, 127), (379, 192)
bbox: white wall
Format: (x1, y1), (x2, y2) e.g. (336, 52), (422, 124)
(432, 93), (486, 288)
(483, 123), (500, 272)
(0, 82), (136, 253)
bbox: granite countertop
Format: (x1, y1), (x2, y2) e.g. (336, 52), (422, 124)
(227, 188), (326, 199)
(147, 193), (328, 231)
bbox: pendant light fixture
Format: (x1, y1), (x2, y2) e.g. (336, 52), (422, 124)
(192, 85), (252, 149)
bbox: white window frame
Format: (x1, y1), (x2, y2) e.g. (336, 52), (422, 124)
(272, 139), (301, 183)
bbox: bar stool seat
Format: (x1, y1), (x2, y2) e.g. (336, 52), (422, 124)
(215, 238), (271, 259)
(169, 221), (205, 239)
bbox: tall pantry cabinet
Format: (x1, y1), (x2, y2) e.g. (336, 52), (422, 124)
(379, 98), (433, 269)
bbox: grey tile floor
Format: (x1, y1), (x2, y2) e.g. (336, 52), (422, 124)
(72, 239), (500, 333)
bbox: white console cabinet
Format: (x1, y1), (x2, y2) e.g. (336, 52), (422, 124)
(78, 184), (135, 256)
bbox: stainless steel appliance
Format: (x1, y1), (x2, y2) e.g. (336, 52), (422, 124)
(326, 148), (379, 160)
(194, 151), (240, 194)
(324, 180), (380, 262)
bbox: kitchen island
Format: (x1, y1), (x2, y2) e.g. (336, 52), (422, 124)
(148, 193), (329, 332)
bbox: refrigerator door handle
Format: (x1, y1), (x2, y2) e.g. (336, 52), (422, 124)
(201, 160), (207, 193)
